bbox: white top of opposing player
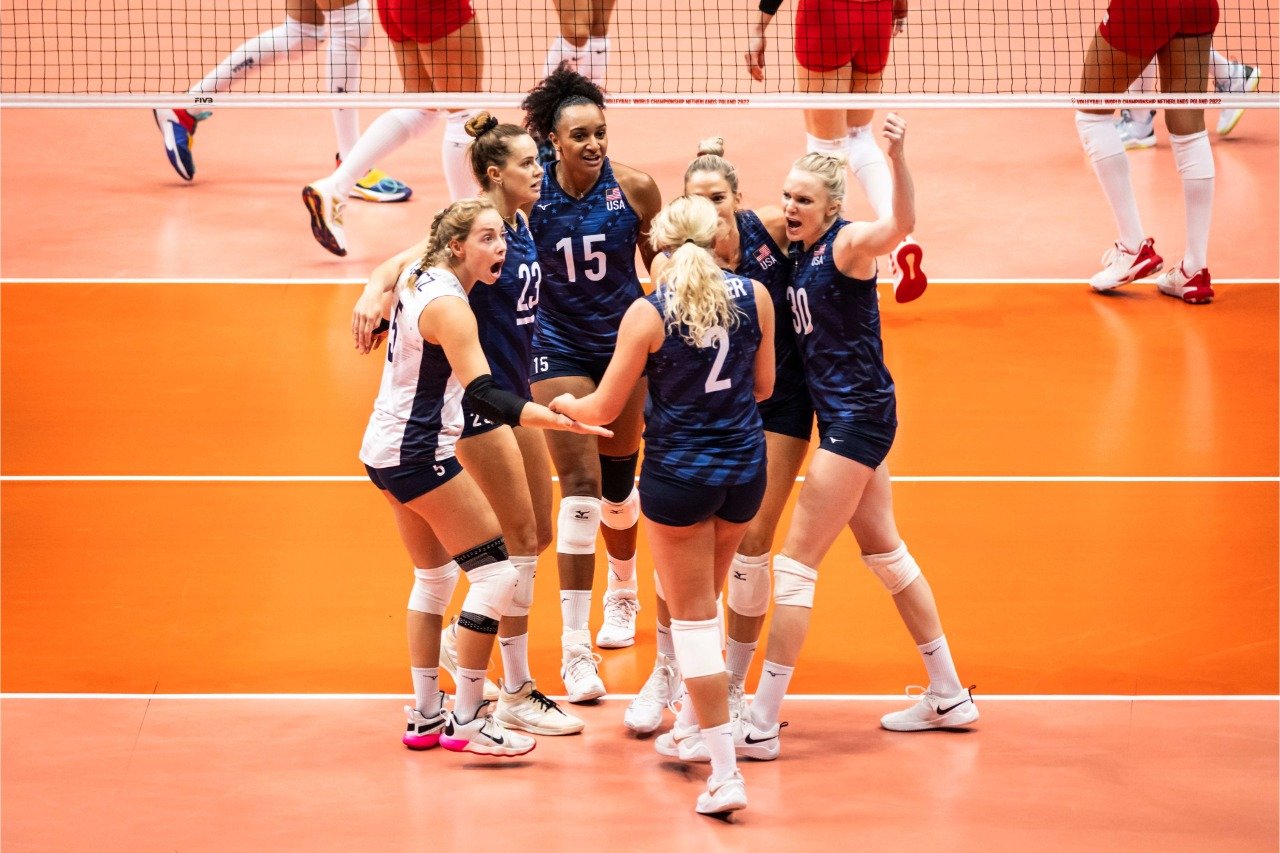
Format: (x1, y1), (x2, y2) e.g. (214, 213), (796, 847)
(360, 266), (467, 469)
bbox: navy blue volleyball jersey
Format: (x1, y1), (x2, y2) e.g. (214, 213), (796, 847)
(642, 272), (766, 486)
(528, 158), (644, 360)
(788, 218), (897, 425)
(733, 210), (805, 399)
(468, 212), (538, 398)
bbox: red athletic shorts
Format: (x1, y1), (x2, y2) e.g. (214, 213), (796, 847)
(377, 0), (474, 44)
(1099, 0), (1219, 59)
(795, 0), (894, 74)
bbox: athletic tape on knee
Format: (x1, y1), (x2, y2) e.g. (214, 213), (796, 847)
(728, 552), (771, 618)
(324, 0), (372, 94)
(556, 496), (600, 555)
(670, 617), (725, 679)
(460, 559), (518, 621)
(1075, 111), (1126, 162)
(453, 536), (508, 571)
(601, 487), (640, 531)
(862, 542), (921, 595)
(1170, 131), (1215, 180)
(408, 561), (459, 615)
(507, 555), (537, 617)
(653, 569), (665, 601)
(599, 452), (639, 504)
(772, 554), (818, 609)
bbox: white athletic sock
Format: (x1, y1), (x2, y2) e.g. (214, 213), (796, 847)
(656, 621), (675, 659)
(325, 0), (370, 161)
(917, 635), (963, 697)
(607, 554), (636, 586)
(701, 721), (737, 784)
(751, 661), (794, 729)
(190, 18), (325, 94)
(846, 123), (893, 218)
(542, 35), (582, 79)
(805, 133), (846, 156)
(578, 36), (609, 85)
(454, 666), (487, 722)
(1075, 111), (1145, 252)
(725, 638), (757, 688)
(1170, 130), (1215, 272)
(332, 110), (360, 162)
(498, 632), (532, 688)
(410, 666), (441, 715)
(561, 589), (592, 634)
(329, 108), (438, 195)
(676, 682), (697, 727)
(442, 111), (481, 200)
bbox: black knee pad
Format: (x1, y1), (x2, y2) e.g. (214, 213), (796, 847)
(457, 611), (500, 634)
(599, 452), (639, 503)
(453, 536), (509, 571)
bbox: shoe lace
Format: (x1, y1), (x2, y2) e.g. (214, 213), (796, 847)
(635, 663), (674, 707)
(1120, 108), (1133, 122)
(526, 687), (561, 714)
(727, 681), (746, 719)
(564, 647), (602, 682)
(602, 593), (640, 627)
(903, 684), (929, 699)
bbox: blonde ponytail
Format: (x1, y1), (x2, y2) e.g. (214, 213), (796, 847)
(649, 195), (740, 347)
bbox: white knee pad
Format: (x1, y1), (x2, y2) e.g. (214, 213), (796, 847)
(460, 559), (518, 622)
(728, 552), (771, 617)
(1075, 111), (1126, 162)
(653, 569), (665, 601)
(670, 617), (725, 679)
(863, 542), (921, 595)
(408, 561), (459, 615)
(773, 554), (818, 609)
(601, 487), (640, 531)
(506, 555), (537, 617)
(556, 496), (601, 555)
(1170, 131), (1215, 179)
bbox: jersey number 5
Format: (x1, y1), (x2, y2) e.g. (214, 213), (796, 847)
(555, 235), (607, 283)
(701, 326), (732, 393)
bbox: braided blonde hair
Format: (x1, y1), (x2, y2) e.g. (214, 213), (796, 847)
(649, 195), (740, 347)
(407, 198), (497, 289)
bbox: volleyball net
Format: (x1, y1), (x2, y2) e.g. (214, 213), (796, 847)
(1, 0), (1276, 108)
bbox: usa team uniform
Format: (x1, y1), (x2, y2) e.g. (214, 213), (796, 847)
(528, 158), (644, 384)
(461, 212), (540, 438)
(639, 273), (767, 527)
(788, 218), (897, 469)
(360, 267), (467, 501)
(733, 209), (814, 441)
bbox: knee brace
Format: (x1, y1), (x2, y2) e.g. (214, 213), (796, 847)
(670, 617), (725, 679)
(556, 496), (600, 555)
(454, 536), (508, 571)
(727, 552), (770, 617)
(459, 559), (518, 626)
(773, 554), (818, 609)
(653, 568), (665, 601)
(407, 561), (459, 615)
(601, 487), (640, 531)
(1075, 111), (1126, 163)
(863, 542), (921, 595)
(324, 0), (372, 94)
(599, 452), (638, 504)
(506, 555), (537, 617)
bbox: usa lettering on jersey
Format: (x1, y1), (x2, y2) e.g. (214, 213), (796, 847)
(811, 242), (827, 267)
(755, 243), (777, 270)
(605, 186), (624, 212)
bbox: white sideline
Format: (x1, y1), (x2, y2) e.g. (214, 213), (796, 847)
(2, 693), (1276, 702)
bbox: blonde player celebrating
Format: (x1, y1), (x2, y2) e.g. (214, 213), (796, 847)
(745, 0), (927, 303)
(359, 197), (607, 756)
(551, 195), (774, 816)
(153, 0), (409, 199)
(354, 117), (585, 738)
(742, 115), (977, 757)
(624, 138), (806, 738)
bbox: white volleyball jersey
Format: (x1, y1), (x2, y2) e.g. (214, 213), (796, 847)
(359, 266), (466, 468)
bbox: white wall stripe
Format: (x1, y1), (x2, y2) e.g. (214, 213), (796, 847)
(3, 277), (1278, 286)
(2, 475), (1274, 484)
(1, 693), (1276, 701)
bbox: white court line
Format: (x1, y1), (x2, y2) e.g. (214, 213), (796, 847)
(2, 278), (1278, 286)
(2, 693), (1275, 702)
(2, 475), (1275, 483)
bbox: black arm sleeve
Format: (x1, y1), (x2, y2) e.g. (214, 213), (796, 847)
(759, 0), (783, 14)
(463, 374), (529, 427)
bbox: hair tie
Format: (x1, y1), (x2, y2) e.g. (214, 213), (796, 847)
(479, 114), (499, 135)
(683, 238), (696, 245)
